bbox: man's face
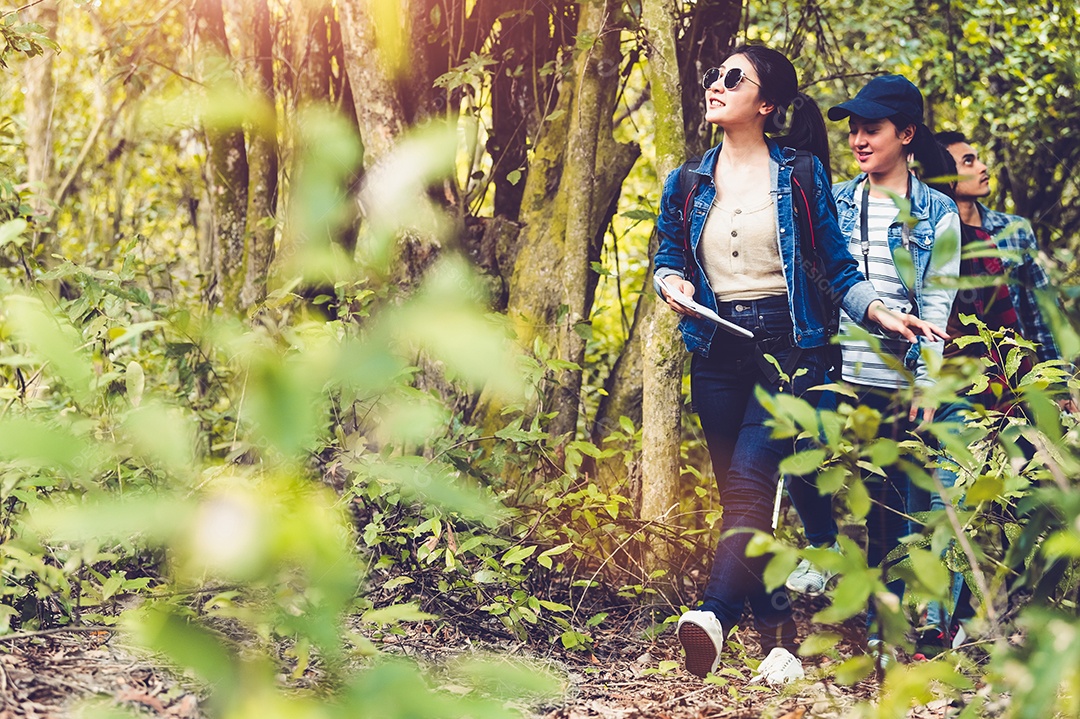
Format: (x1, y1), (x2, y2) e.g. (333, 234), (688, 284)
(946, 141), (991, 200)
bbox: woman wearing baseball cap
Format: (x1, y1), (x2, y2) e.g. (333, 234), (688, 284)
(784, 74), (961, 669)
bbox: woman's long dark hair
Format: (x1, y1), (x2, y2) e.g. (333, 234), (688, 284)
(888, 113), (956, 200)
(725, 44), (832, 181)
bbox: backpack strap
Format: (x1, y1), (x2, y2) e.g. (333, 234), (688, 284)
(790, 150), (816, 252)
(789, 150), (842, 378)
(677, 158), (703, 282)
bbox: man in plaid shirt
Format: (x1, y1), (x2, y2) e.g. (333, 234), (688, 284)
(936, 130), (1060, 363)
(911, 131), (1071, 658)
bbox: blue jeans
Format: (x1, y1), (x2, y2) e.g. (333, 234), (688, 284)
(854, 387), (918, 639)
(692, 295), (830, 653)
(920, 400), (970, 631)
(784, 387), (839, 547)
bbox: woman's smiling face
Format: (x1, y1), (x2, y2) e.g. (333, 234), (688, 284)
(703, 53), (772, 128)
(847, 116), (914, 175)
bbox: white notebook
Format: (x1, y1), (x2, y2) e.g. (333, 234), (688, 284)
(654, 276), (755, 339)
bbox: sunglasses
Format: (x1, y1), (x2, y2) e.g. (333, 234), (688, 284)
(701, 67), (761, 91)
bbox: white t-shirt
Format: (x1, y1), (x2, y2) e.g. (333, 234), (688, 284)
(839, 194), (912, 388)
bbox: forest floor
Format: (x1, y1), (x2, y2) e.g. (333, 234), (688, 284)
(0, 596), (996, 719)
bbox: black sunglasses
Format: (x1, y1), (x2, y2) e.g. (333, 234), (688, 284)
(701, 67), (761, 91)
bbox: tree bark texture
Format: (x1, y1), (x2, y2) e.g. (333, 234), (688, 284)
(240, 0), (279, 309)
(639, 0), (689, 541)
(195, 0), (250, 311)
(338, 0), (407, 167)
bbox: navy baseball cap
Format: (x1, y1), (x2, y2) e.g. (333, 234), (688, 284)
(827, 75), (923, 123)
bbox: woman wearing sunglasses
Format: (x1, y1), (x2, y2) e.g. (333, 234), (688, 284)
(653, 45), (944, 683)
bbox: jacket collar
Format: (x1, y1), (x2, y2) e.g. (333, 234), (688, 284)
(691, 138), (790, 179)
(977, 202), (1013, 232)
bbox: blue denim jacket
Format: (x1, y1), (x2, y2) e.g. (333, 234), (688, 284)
(833, 174), (961, 385)
(653, 141), (878, 357)
(979, 204), (1060, 362)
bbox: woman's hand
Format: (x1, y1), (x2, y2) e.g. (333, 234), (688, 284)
(909, 397), (936, 424)
(865, 300), (949, 343)
(659, 276), (702, 317)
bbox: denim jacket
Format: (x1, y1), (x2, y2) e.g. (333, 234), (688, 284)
(979, 204), (1060, 362)
(653, 140), (877, 357)
(833, 174), (961, 385)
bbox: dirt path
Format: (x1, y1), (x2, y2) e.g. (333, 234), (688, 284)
(0, 606), (977, 719)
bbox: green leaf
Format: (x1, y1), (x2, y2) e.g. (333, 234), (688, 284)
(779, 448), (827, 476)
(620, 208), (657, 222)
(6, 295), (93, 404)
(834, 654), (875, 685)
(125, 360), (145, 407)
(0, 218), (28, 247)
(967, 474), (1004, 504)
(361, 603), (437, 626)
(846, 478), (871, 519)
(892, 244), (917, 294)
(537, 542), (573, 569)
(798, 631), (841, 657)
(817, 466), (848, 494)
(501, 545), (537, 565)
(815, 573), (873, 624)
(866, 439), (899, 467)
(763, 551), (798, 593)
(908, 547), (950, 595)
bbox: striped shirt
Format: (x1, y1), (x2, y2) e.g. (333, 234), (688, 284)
(839, 194), (912, 388)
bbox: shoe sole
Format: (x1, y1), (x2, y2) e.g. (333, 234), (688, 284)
(678, 622), (718, 678)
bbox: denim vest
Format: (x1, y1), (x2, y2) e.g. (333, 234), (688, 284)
(833, 174), (961, 384)
(653, 141), (877, 358)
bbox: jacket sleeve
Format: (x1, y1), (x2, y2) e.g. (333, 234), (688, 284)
(653, 167), (690, 292)
(913, 211), (962, 386)
(808, 160), (878, 321)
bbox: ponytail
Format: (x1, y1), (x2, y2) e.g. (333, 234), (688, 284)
(770, 92), (832, 183)
(892, 114), (956, 199)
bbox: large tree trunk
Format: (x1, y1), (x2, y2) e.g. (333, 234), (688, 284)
(638, 0), (691, 565)
(195, 0), (250, 311)
(548, 0), (620, 438)
(23, 0), (59, 253)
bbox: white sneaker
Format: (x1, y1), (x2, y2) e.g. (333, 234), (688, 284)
(752, 647), (804, 686)
(868, 638), (896, 674)
(676, 610), (725, 678)
(785, 541), (840, 596)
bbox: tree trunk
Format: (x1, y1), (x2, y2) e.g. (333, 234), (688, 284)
(240, 0), (279, 309)
(548, 0), (620, 439)
(338, 0), (407, 167)
(639, 0), (690, 563)
(488, 0), (538, 219)
(195, 0), (250, 311)
(23, 0), (59, 253)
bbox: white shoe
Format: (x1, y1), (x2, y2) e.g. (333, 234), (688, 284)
(676, 610), (725, 678)
(752, 647), (804, 686)
(868, 638), (896, 674)
(785, 541), (840, 596)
